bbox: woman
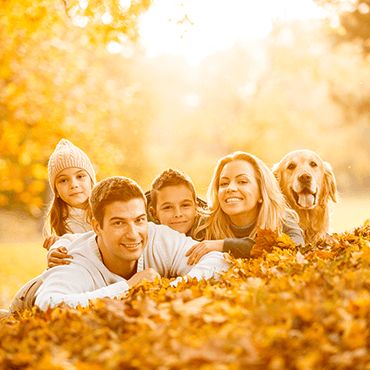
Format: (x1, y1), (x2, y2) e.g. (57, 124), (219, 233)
(187, 151), (304, 264)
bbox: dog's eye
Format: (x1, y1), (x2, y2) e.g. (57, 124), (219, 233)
(310, 161), (318, 168)
(287, 163), (296, 170)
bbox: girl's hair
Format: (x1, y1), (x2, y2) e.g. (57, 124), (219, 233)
(44, 196), (92, 236)
(194, 151), (298, 240)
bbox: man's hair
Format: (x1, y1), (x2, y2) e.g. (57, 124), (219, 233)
(90, 176), (146, 226)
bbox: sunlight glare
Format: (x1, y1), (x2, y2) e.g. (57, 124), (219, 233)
(139, 0), (327, 64)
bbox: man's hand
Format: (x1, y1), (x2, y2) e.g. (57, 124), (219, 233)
(127, 268), (161, 288)
(47, 247), (73, 268)
(185, 240), (224, 265)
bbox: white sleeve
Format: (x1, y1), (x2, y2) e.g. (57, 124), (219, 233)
(169, 251), (229, 287)
(48, 232), (84, 252)
(154, 225), (230, 282)
(34, 264), (129, 311)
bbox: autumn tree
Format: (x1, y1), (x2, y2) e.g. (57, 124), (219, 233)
(316, 0), (370, 54)
(0, 0), (152, 214)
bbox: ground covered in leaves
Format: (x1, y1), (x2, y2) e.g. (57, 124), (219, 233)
(1, 223), (369, 370)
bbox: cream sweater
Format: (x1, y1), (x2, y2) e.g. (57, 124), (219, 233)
(34, 222), (229, 310)
(65, 206), (91, 233)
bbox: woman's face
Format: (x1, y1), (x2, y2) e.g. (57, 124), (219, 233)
(153, 184), (197, 234)
(218, 159), (261, 226)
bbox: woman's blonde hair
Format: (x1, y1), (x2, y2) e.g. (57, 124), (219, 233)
(194, 151), (298, 240)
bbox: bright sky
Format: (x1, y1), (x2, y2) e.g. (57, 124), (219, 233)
(139, 0), (327, 64)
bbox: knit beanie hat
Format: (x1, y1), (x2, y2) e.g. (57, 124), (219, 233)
(48, 139), (96, 193)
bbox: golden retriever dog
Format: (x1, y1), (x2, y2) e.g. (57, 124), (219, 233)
(273, 149), (337, 243)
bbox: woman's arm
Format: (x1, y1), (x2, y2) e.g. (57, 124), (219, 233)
(186, 238), (255, 264)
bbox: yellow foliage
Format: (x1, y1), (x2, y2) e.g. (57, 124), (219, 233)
(0, 223), (369, 369)
(0, 0), (151, 213)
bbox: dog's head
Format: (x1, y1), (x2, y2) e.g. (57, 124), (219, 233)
(273, 149), (337, 211)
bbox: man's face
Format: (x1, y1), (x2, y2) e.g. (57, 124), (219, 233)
(93, 198), (148, 277)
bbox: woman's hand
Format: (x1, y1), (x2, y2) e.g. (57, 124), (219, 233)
(43, 235), (60, 250)
(185, 240), (224, 265)
(47, 247), (73, 268)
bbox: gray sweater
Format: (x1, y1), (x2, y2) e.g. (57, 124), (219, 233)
(223, 218), (304, 258)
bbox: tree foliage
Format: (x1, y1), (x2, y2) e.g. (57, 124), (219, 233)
(1, 0), (369, 216)
(0, 222), (369, 369)
(143, 22), (369, 193)
(316, 0), (370, 54)
(0, 0), (151, 214)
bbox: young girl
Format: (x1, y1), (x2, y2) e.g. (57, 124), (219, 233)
(5, 139), (96, 314)
(43, 139), (96, 266)
(186, 151), (304, 264)
(147, 168), (207, 237)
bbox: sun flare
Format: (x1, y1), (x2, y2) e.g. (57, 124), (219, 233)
(139, 0), (327, 64)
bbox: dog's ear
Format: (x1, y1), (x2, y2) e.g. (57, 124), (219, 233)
(323, 161), (337, 202)
(272, 161), (281, 183)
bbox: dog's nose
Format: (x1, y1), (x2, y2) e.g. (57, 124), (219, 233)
(298, 173), (312, 183)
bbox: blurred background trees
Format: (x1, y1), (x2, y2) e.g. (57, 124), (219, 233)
(0, 0), (151, 214)
(316, 0), (370, 54)
(0, 0), (369, 217)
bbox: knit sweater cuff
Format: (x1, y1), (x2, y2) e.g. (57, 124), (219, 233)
(223, 238), (255, 258)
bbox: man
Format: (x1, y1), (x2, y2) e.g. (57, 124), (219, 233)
(10, 176), (229, 312)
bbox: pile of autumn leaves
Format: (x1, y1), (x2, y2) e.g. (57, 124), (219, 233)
(1, 224), (369, 369)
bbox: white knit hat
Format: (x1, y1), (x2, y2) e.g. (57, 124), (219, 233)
(48, 139), (96, 193)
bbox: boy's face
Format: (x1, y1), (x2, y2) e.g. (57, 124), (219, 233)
(93, 198), (148, 276)
(153, 185), (197, 234)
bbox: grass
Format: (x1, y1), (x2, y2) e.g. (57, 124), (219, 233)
(331, 193), (369, 233)
(0, 242), (45, 307)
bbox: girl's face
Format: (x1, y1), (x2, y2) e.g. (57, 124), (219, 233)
(55, 167), (93, 208)
(218, 160), (261, 227)
(153, 185), (197, 234)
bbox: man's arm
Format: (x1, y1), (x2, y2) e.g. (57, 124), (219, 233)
(183, 250), (229, 279)
(150, 224), (230, 282)
(48, 231), (94, 252)
(34, 264), (129, 311)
